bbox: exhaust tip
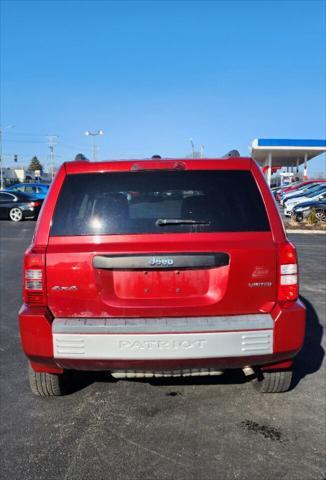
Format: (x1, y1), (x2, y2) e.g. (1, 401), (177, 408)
(242, 366), (255, 377)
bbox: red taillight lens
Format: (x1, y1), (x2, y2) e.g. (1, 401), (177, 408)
(30, 201), (41, 207)
(24, 247), (47, 306)
(277, 242), (299, 304)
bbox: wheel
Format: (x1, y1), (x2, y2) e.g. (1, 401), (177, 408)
(253, 370), (293, 393)
(293, 213), (303, 223)
(316, 209), (326, 223)
(9, 207), (23, 222)
(28, 363), (69, 397)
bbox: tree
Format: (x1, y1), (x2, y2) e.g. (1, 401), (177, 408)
(28, 156), (43, 172)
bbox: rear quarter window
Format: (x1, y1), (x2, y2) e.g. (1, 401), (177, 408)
(50, 170), (270, 236)
(25, 186), (37, 193)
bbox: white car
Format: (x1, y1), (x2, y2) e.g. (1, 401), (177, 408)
(284, 190), (326, 216)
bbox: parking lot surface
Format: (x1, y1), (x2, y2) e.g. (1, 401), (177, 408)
(0, 221), (325, 480)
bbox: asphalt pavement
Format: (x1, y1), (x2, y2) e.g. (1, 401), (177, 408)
(0, 221), (325, 480)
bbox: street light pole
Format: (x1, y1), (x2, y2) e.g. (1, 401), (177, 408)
(0, 125), (15, 190)
(190, 138), (195, 159)
(46, 135), (58, 179)
(85, 130), (104, 161)
(0, 130), (3, 190)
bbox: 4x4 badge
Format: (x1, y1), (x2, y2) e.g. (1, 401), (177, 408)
(149, 257), (174, 267)
(52, 285), (78, 291)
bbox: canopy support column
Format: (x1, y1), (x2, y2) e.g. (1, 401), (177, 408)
(303, 153), (308, 178)
(267, 153), (272, 186)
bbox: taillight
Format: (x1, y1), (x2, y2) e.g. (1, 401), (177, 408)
(277, 242), (298, 304)
(24, 246), (47, 306)
(30, 201), (41, 207)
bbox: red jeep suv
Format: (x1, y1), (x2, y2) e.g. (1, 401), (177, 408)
(19, 157), (306, 396)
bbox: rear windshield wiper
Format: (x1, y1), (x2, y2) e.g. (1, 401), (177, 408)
(155, 218), (210, 226)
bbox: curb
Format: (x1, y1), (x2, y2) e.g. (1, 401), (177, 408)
(286, 229), (326, 234)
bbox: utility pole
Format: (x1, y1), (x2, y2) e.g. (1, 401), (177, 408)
(46, 135), (58, 179)
(0, 129), (3, 190)
(85, 130), (104, 161)
(190, 138), (195, 159)
(0, 125), (15, 190)
(200, 145), (205, 158)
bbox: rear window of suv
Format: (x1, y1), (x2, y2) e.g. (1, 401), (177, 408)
(50, 170), (270, 236)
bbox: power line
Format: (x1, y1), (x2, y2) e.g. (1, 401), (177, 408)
(3, 139), (48, 144)
(3, 131), (57, 136)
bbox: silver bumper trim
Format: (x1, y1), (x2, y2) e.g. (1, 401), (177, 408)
(52, 314), (273, 334)
(53, 330), (273, 360)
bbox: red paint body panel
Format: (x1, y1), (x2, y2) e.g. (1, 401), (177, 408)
(19, 157), (306, 375)
(46, 233), (277, 317)
(273, 298), (306, 352)
(19, 305), (54, 365)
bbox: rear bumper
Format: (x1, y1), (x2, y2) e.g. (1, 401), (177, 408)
(19, 301), (306, 373)
(52, 316), (274, 360)
(22, 206), (41, 219)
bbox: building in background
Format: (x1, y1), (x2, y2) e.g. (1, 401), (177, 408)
(251, 139), (326, 186)
(1, 167), (51, 187)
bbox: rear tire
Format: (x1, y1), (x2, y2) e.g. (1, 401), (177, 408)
(294, 213), (303, 223)
(9, 207), (23, 222)
(316, 209), (326, 223)
(28, 364), (69, 397)
(253, 370), (293, 393)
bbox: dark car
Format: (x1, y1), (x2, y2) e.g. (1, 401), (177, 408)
(292, 199), (326, 222)
(0, 191), (43, 222)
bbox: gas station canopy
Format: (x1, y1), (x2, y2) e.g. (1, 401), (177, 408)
(250, 138), (326, 184)
(251, 139), (326, 167)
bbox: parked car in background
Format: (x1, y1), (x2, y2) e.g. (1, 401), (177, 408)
(280, 181), (326, 205)
(19, 157), (306, 397)
(282, 182), (326, 204)
(291, 198), (326, 222)
(284, 188), (326, 216)
(275, 180), (323, 202)
(0, 192), (43, 221)
(274, 181), (303, 199)
(5, 183), (50, 200)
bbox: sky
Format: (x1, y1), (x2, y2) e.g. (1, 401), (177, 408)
(1, 0), (325, 174)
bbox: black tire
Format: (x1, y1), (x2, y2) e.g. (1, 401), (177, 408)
(9, 207), (23, 222)
(316, 209), (326, 223)
(253, 370), (293, 393)
(28, 363), (69, 397)
(294, 213), (303, 223)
